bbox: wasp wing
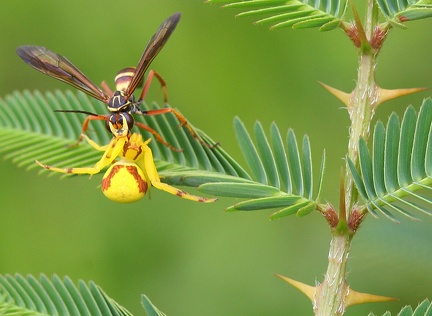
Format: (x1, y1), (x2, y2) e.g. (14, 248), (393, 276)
(125, 12), (181, 98)
(17, 45), (110, 103)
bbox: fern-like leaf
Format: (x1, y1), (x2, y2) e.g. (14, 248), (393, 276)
(347, 98), (432, 222)
(1, 90), (325, 218)
(206, 0), (347, 31)
(367, 298), (432, 316)
(200, 117), (326, 219)
(0, 274), (133, 316)
(0, 90), (248, 187)
(141, 295), (166, 316)
(376, 0), (432, 28)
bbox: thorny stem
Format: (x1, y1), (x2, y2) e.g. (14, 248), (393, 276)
(344, 52), (378, 214)
(344, 0), (379, 217)
(317, 0), (381, 315)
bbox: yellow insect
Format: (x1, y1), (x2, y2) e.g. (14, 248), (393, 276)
(36, 127), (217, 204)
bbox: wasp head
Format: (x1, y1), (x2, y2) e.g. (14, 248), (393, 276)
(106, 112), (134, 137)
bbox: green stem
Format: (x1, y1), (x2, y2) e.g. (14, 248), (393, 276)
(316, 1), (380, 315)
(344, 0), (379, 217)
(344, 52), (378, 213)
(315, 233), (352, 316)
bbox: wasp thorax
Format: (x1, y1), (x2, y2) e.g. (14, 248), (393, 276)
(108, 90), (131, 112)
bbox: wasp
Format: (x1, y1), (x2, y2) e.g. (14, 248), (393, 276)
(17, 12), (210, 151)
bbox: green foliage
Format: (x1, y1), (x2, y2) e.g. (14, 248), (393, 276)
(206, 0), (347, 31)
(141, 295), (166, 316)
(0, 275), (169, 316)
(200, 117), (326, 219)
(0, 90), (325, 219)
(347, 98), (432, 222)
(376, 0), (432, 27)
(0, 90), (105, 172)
(0, 90), (247, 186)
(0, 274), (133, 316)
(207, 0), (432, 30)
(368, 298), (432, 316)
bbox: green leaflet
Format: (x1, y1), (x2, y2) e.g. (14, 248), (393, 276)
(270, 200), (316, 219)
(287, 128), (304, 196)
(347, 98), (432, 222)
(367, 298), (432, 316)
(200, 182), (284, 198)
(225, 195), (304, 211)
(376, 0), (432, 26)
(398, 107), (416, 188)
(0, 274), (133, 316)
(270, 122), (291, 193)
(141, 295), (167, 316)
(234, 117), (267, 184)
(412, 101), (432, 180)
(254, 121), (280, 188)
(206, 0), (347, 31)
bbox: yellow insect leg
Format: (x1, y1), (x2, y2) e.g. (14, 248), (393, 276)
(35, 136), (127, 175)
(140, 142), (217, 203)
(81, 134), (110, 152)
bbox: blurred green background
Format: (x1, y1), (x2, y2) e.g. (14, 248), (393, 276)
(1, 1), (432, 315)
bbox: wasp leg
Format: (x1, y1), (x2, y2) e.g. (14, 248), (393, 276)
(139, 107), (217, 148)
(134, 121), (182, 152)
(67, 114), (109, 147)
(101, 80), (114, 95)
(137, 70), (168, 104)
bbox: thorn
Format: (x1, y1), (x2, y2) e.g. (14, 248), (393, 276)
(346, 287), (398, 307)
(376, 87), (428, 106)
(276, 274), (398, 310)
(319, 82), (351, 108)
(275, 274), (316, 302)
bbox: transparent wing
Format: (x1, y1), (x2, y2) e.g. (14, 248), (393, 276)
(125, 12), (181, 98)
(17, 45), (110, 103)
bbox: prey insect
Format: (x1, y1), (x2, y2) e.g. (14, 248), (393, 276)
(16, 12), (210, 151)
(35, 112), (217, 204)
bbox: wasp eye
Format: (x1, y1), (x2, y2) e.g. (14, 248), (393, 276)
(106, 113), (123, 133)
(122, 113), (134, 130)
(105, 116), (112, 132)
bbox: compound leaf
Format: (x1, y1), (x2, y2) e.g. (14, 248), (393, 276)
(206, 0), (347, 31)
(1, 90), (325, 219)
(0, 90), (248, 187)
(348, 98), (432, 222)
(0, 274), (133, 316)
(376, 0), (432, 27)
(200, 116), (326, 219)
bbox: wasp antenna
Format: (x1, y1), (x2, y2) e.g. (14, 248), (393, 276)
(54, 109), (100, 116)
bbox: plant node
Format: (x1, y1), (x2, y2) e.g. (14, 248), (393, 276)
(347, 205), (367, 232)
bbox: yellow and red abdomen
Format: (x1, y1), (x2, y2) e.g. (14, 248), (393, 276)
(101, 162), (148, 203)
